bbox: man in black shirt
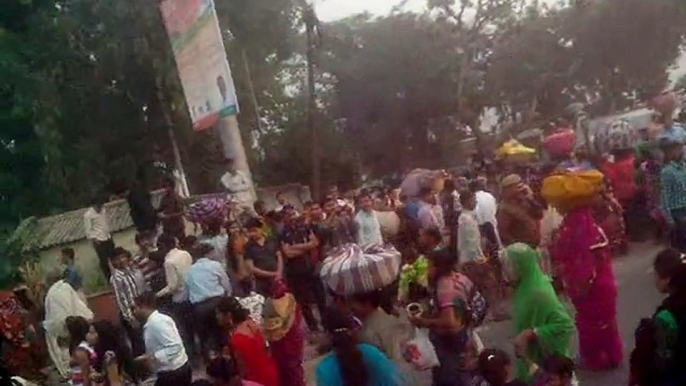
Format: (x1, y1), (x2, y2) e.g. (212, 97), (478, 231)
(244, 218), (283, 296)
(279, 205), (326, 332)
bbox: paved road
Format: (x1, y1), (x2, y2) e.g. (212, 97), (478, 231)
(53, 241), (657, 386)
(477, 241), (664, 386)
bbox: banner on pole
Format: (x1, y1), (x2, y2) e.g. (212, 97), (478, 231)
(160, 0), (239, 131)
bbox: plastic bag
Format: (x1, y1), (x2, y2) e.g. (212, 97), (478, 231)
(403, 328), (440, 371)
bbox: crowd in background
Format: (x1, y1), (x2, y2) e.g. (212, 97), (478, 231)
(1, 115), (686, 386)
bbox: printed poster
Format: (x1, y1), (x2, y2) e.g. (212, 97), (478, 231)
(160, 0), (239, 131)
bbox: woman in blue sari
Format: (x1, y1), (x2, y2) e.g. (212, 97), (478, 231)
(316, 307), (402, 386)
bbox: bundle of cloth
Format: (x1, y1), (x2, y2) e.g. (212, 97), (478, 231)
(541, 169), (605, 214)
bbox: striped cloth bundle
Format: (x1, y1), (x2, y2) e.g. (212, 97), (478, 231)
(187, 197), (227, 224)
(320, 243), (402, 296)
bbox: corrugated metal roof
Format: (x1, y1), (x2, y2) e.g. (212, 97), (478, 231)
(14, 184), (311, 251)
(17, 191), (165, 251)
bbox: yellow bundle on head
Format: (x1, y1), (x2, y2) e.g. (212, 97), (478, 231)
(496, 139), (536, 158)
(541, 170), (605, 213)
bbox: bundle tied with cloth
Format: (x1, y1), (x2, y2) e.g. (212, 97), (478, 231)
(399, 169), (448, 198)
(541, 169), (605, 214)
(320, 243), (402, 296)
(496, 139), (537, 164)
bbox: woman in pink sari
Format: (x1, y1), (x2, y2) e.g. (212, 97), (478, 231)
(551, 207), (624, 370)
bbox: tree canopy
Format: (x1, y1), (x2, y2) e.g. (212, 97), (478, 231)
(1, 0), (685, 240)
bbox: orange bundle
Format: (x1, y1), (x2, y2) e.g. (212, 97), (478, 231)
(541, 170), (605, 213)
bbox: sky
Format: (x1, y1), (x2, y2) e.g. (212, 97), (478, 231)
(315, 0), (685, 82)
(316, 0), (425, 21)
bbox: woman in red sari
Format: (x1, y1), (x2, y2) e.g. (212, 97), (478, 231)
(551, 207), (624, 370)
(0, 290), (44, 379)
(263, 280), (305, 386)
(216, 297), (280, 386)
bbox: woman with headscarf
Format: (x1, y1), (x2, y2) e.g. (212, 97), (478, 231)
(263, 280), (305, 386)
(543, 171), (624, 371)
(500, 243), (576, 383)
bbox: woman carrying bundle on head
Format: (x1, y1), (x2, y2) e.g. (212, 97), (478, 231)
(543, 170), (624, 371)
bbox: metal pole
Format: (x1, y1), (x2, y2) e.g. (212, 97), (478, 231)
(304, 4), (321, 200)
(241, 48), (263, 133)
(156, 79), (190, 197)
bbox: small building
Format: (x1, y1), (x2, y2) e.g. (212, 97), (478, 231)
(11, 184), (311, 294)
(12, 192), (165, 294)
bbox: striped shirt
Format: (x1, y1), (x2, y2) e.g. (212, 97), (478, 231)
(660, 160), (686, 224)
(110, 268), (141, 321)
(133, 251), (162, 285)
(83, 207), (110, 241)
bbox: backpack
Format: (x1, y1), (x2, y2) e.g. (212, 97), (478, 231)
(629, 317), (659, 386)
(630, 306), (686, 386)
(452, 285), (489, 328)
(433, 272), (489, 328)
(467, 288), (489, 327)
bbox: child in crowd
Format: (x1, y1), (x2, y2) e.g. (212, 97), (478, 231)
(534, 356), (576, 386)
(203, 354), (264, 386)
(62, 248), (86, 301)
(476, 349), (527, 386)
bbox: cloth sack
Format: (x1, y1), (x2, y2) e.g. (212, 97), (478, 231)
(541, 170), (604, 213)
(320, 243), (401, 296)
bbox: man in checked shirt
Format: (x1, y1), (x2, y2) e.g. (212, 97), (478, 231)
(110, 247), (147, 357)
(659, 137), (686, 252)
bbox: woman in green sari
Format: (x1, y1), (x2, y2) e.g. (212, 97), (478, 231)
(501, 243), (576, 383)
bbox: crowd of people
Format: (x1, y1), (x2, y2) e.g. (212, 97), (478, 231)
(1, 119), (686, 386)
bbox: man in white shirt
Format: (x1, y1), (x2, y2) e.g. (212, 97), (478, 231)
(457, 190), (486, 264)
(133, 292), (191, 386)
(184, 243), (231, 355)
(354, 193), (384, 246)
(155, 233), (195, 357)
(470, 178), (501, 250)
(83, 200), (114, 278)
(460, 189), (505, 319)
(220, 158), (255, 214)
